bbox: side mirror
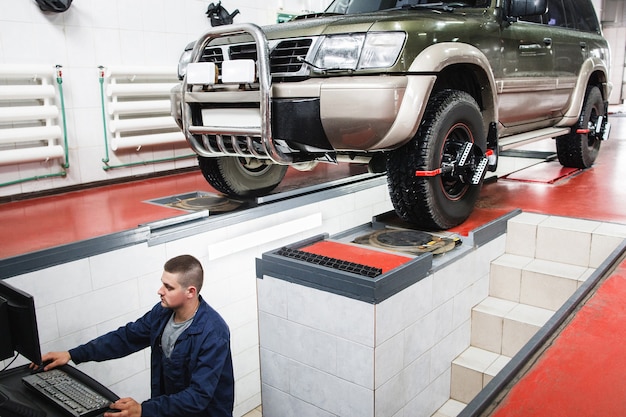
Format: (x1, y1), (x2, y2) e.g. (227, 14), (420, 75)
(508, 0), (548, 18)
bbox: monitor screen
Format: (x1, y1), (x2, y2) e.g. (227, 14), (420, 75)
(0, 280), (42, 366)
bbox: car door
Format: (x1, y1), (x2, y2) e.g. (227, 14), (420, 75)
(496, 17), (558, 133)
(542, 0), (586, 115)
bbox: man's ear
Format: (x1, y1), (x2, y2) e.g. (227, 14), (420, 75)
(186, 286), (198, 298)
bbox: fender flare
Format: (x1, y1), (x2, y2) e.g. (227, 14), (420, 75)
(408, 42), (499, 140)
(557, 57), (612, 127)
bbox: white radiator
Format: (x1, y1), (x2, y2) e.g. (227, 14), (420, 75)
(101, 66), (184, 151)
(0, 65), (66, 166)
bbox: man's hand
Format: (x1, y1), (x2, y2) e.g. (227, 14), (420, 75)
(29, 351), (71, 371)
(105, 398), (142, 417)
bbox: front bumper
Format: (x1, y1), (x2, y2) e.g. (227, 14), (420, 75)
(171, 23), (435, 163)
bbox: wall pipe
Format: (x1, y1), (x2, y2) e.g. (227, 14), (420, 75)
(56, 65), (70, 169)
(99, 66), (112, 166)
(99, 65), (196, 170)
(102, 153), (196, 171)
(0, 171), (67, 187)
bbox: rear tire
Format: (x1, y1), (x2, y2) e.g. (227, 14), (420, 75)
(556, 86), (604, 168)
(387, 89), (486, 230)
(198, 156), (288, 198)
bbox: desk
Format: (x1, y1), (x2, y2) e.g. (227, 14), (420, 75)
(0, 365), (118, 417)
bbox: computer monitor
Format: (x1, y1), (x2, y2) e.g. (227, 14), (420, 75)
(0, 280), (42, 366)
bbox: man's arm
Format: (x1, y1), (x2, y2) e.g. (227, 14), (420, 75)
(69, 306), (159, 365)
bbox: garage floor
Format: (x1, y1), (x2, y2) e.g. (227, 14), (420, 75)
(1, 114), (625, 416)
(0, 162), (369, 258)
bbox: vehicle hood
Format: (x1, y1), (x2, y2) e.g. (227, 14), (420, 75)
(261, 9), (487, 39)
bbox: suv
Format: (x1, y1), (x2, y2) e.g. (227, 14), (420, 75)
(170, 0), (611, 229)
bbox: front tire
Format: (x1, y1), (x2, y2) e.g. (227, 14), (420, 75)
(198, 156), (288, 198)
(387, 90), (486, 230)
(556, 86), (604, 168)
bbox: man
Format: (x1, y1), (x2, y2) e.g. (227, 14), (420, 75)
(39, 255), (234, 417)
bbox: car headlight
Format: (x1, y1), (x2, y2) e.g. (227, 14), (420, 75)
(313, 32), (405, 71)
(177, 41), (196, 80)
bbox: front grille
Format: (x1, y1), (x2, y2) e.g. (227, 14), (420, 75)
(271, 39), (312, 73)
(200, 47), (224, 72)
(229, 44), (257, 61)
(199, 38), (313, 77)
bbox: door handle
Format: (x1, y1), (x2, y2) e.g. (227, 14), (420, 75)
(580, 41), (587, 49)
(543, 38), (552, 46)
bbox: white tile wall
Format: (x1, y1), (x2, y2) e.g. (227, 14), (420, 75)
(376, 274), (434, 345)
(375, 332), (405, 389)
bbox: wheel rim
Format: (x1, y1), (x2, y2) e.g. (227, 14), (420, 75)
(586, 107), (600, 149)
(234, 157), (274, 178)
(439, 123), (474, 200)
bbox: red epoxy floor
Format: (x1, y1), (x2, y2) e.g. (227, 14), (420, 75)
(0, 115), (625, 414)
(490, 260), (626, 417)
(0, 163), (368, 258)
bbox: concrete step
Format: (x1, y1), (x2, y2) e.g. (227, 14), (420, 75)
(432, 399), (467, 417)
(471, 296), (555, 357)
(432, 213), (626, 417)
(489, 254), (594, 310)
(504, 212), (626, 269)
(450, 346), (511, 404)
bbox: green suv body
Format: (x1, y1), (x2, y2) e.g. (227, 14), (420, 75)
(171, 0), (611, 229)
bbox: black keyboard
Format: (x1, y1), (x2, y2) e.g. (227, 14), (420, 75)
(22, 369), (111, 417)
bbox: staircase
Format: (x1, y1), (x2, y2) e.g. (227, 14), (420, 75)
(432, 212), (622, 417)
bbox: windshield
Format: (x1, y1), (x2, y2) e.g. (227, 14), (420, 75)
(324, 0), (489, 14)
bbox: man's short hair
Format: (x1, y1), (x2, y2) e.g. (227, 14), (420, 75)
(164, 255), (204, 293)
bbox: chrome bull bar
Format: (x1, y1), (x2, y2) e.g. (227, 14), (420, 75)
(180, 23), (292, 164)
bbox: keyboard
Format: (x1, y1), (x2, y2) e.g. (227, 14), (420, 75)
(22, 369), (112, 417)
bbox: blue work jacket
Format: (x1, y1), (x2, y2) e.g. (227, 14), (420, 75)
(69, 296), (234, 417)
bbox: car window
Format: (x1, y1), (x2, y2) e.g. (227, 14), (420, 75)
(545, 0), (567, 27)
(564, 0), (601, 32)
(532, 0), (601, 32)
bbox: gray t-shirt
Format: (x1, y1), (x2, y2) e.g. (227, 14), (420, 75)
(161, 312), (194, 358)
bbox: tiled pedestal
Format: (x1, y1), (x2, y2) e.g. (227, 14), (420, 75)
(256, 232), (502, 417)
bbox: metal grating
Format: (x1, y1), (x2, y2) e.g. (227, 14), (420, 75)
(229, 43), (257, 61)
(270, 39), (312, 73)
(199, 38), (313, 78)
(200, 47), (225, 73)
(276, 247), (383, 278)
